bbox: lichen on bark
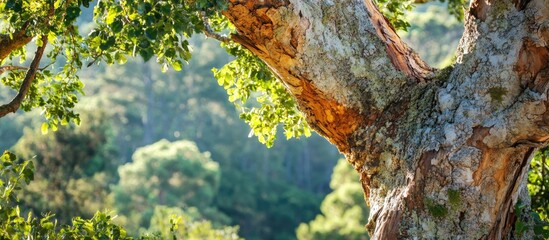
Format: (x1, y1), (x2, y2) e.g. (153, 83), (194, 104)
(223, 0), (549, 238)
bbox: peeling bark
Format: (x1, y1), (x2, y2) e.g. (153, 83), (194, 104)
(362, 0), (432, 80)
(224, 0), (549, 239)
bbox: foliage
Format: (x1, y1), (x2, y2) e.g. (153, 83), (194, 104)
(296, 159), (370, 240)
(375, 0), (414, 30)
(0, 151), (125, 239)
(147, 205), (241, 240)
(89, 0), (226, 65)
(514, 200), (549, 239)
(398, 4), (463, 68)
(375, 0), (467, 31)
(0, 151), (242, 239)
(12, 110), (117, 224)
(0, 0), (226, 133)
(214, 43), (311, 147)
(112, 139), (229, 232)
(0, 0), (87, 129)
(528, 148), (549, 222)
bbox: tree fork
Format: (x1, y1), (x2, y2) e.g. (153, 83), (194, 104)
(224, 0), (549, 238)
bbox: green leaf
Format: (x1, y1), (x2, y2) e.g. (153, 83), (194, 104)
(145, 28), (158, 40)
(140, 48), (154, 62)
(22, 168), (34, 184)
(41, 122), (49, 134)
(115, 52), (127, 64)
(110, 18), (124, 33)
(81, 0), (91, 8)
(172, 60), (182, 71)
(100, 36), (116, 51)
(65, 6), (82, 23)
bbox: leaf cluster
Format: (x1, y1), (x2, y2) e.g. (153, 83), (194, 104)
(514, 200), (549, 239)
(527, 147), (549, 237)
(374, 0), (467, 31)
(0, 0), (89, 131)
(0, 151), (241, 239)
(0, 0), (228, 133)
(214, 43), (311, 147)
(297, 160), (370, 240)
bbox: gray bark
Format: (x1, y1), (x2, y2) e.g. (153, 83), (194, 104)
(224, 0), (549, 239)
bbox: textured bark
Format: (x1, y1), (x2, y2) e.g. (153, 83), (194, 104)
(0, 28), (33, 62)
(224, 0), (549, 239)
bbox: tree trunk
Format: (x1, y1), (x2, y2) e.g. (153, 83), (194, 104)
(223, 0), (549, 239)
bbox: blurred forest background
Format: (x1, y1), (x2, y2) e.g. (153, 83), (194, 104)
(0, 2), (547, 240)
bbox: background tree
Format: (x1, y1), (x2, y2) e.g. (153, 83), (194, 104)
(397, 3), (463, 68)
(147, 205), (242, 240)
(1, 33), (339, 239)
(111, 139), (229, 233)
(12, 110), (117, 223)
(297, 159), (370, 240)
(78, 34), (337, 239)
(0, 151), (242, 239)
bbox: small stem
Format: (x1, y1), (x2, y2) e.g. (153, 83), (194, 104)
(0, 66), (28, 75)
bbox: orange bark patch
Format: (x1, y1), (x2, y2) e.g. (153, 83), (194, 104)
(298, 80), (364, 152)
(403, 150), (439, 209)
(515, 40), (549, 91)
(226, 1), (365, 153)
(467, 126), (491, 146)
(467, 126), (493, 185)
(493, 154), (511, 190)
(373, 209), (401, 240)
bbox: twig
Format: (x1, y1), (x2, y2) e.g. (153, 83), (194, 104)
(0, 66), (28, 75)
(200, 11), (231, 44)
(0, 61), (54, 75)
(0, 35), (48, 118)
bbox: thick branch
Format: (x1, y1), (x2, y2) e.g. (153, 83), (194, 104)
(450, 0), (549, 147)
(0, 24), (33, 62)
(224, 0), (433, 152)
(0, 36), (48, 118)
(225, 0), (549, 239)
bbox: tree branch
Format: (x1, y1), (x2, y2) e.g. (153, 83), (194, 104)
(0, 65), (28, 75)
(0, 23), (33, 62)
(0, 35), (48, 118)
(223, 0), (434, 152)
(200, 11), (232, 43)
(363, 0), (433, 80)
